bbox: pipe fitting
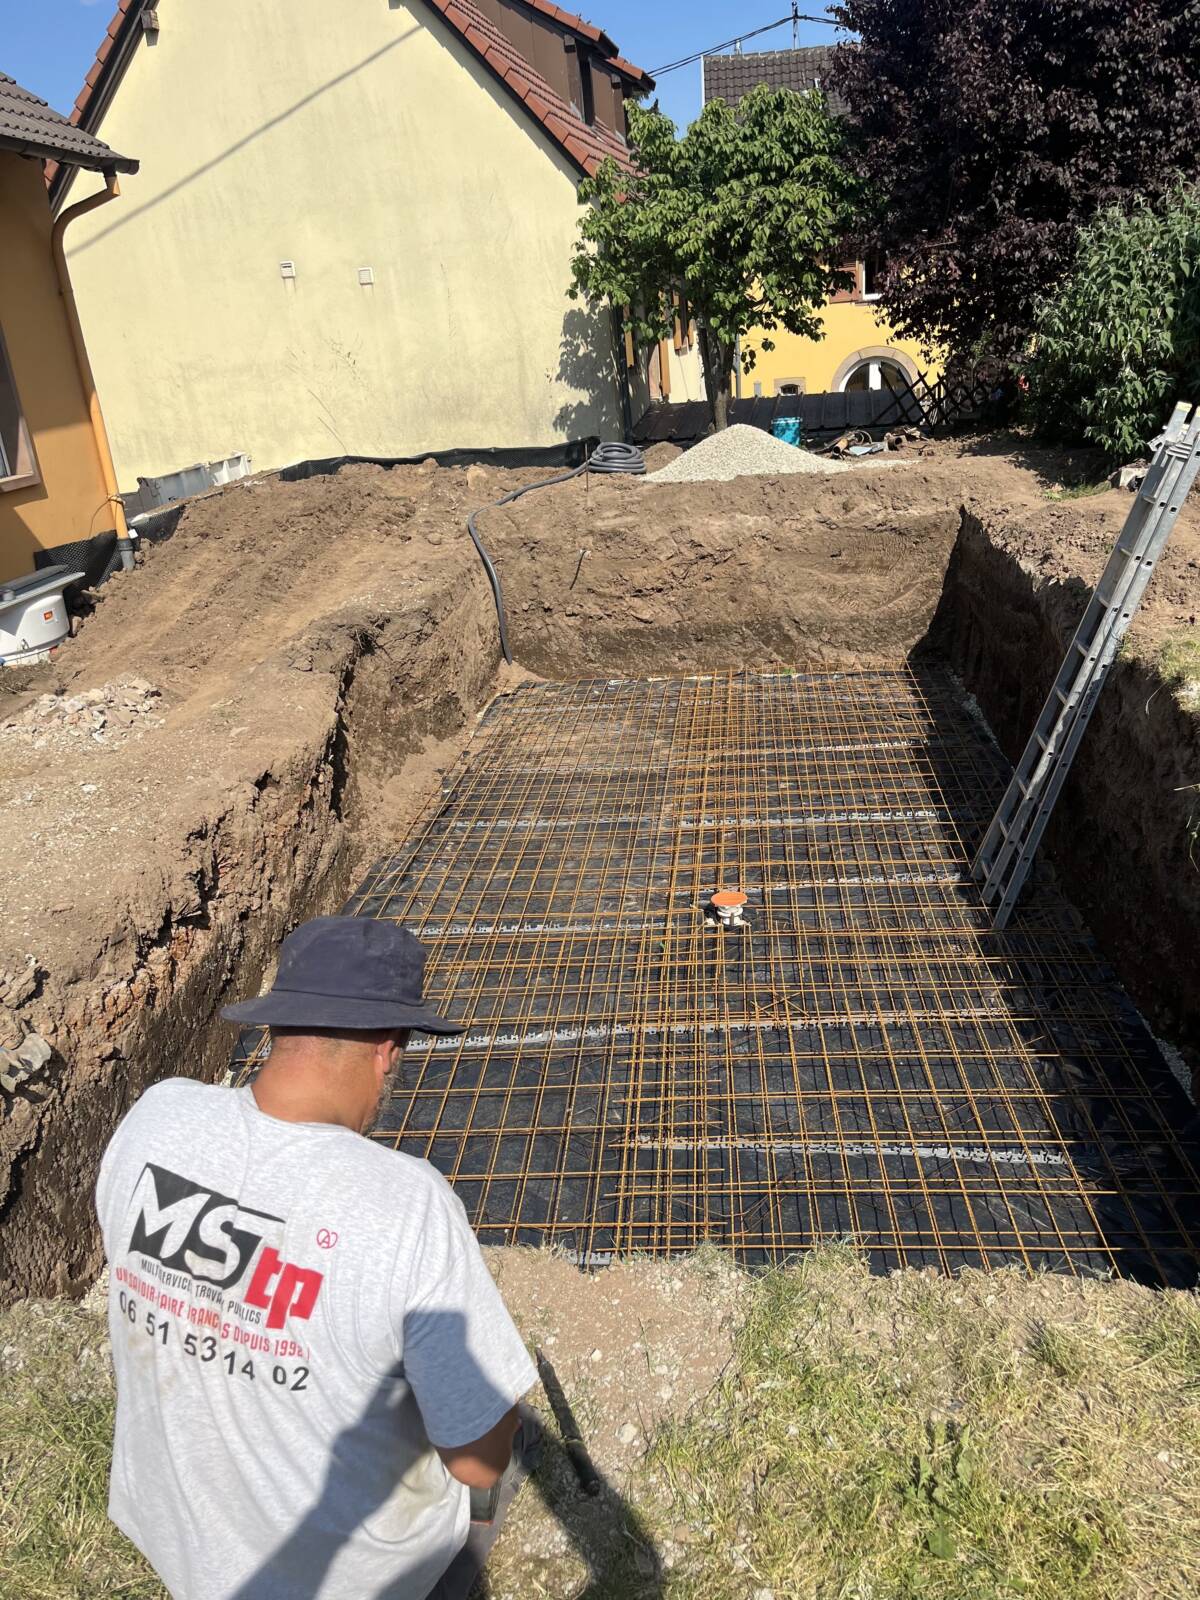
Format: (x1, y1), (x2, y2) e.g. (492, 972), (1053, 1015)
(710, 889), (748, 929)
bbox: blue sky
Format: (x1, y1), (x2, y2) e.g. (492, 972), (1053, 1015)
(1, 1), (842, 128)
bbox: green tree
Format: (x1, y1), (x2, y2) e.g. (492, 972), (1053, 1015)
(1027, 185), (1200, 459)
(831, 0), (1200, 366)
(570, 86), (861, 430)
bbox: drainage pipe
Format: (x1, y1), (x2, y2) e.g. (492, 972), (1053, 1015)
(467, 441), (646, 663)
(50, 171), (135, 571)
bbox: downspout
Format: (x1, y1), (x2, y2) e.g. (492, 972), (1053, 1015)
(50, 170), (134, 570)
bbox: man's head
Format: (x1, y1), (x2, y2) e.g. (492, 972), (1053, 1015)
(221, 917), (464, 1133)
(264, 1025), (413, 1133)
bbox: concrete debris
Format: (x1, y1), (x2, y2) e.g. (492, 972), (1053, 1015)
(1, 677), (164, 750)
(1111, 463), (1147, 491)
(648, 424), (854, 483)
(0, 1030), (52, 1094)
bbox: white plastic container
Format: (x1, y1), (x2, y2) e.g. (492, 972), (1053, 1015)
(0, 566), (84, 666)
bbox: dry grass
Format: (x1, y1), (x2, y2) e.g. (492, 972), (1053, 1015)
(644, 1249), (1200, 1600)
(0, 1295), (164, 1598)
(1157, 635), (1200, 711)
(3, 1251), (1200, 1599)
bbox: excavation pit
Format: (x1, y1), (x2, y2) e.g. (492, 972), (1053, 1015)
(232, 667), (1200, 1286)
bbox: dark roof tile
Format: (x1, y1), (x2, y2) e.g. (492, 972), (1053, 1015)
(702, 46), (849, 119)
(0, 67), (136, 172)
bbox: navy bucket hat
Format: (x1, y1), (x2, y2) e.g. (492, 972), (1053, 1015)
(221, 916), (465, 1036)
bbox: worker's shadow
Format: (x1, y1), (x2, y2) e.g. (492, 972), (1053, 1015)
(472, 1430), (665, 1600)
(228, 1308), (663, 1599)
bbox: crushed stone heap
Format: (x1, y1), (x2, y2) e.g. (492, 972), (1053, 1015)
(646, 422), (855, 483)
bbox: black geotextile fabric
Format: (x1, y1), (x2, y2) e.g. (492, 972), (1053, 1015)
(231, 670), (1200, 1285)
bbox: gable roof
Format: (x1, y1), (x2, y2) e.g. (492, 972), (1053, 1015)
(425, 0), (634, 174)
(703, 46), (849, 119)
(0, 68), (136, 173)
(57, 0), (640, 203)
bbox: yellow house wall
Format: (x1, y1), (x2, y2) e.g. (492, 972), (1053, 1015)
(63, 0), (652, 488)
(740, 299), (937, 396)
(0, 153), (113, 581)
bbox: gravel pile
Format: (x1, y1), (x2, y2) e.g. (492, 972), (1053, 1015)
(647, 423), (853, 483)
(1, 678), (163, 751)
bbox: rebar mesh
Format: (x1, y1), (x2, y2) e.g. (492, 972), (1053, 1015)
(231, 669), (1200, 1284)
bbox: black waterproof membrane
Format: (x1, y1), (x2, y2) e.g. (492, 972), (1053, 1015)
(231, 670), (1200, 1285)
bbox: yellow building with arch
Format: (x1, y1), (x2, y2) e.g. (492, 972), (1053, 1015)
(703, 48), (940, 405)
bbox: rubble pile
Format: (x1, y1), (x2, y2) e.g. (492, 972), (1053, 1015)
(0, 678), (164, 751)
(0, 960), (51, 1096)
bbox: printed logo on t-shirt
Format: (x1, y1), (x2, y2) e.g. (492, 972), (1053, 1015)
(127, 1162), (324, 1330)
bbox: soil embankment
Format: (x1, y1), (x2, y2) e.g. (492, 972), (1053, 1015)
(1, 443), (1198, 1300)
(930, 489), (1200, 1060)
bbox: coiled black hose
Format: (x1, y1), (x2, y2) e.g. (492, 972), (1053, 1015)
(466, 441), (646, 662)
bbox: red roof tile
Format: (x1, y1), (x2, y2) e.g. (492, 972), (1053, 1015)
(424, 0), (634, 176)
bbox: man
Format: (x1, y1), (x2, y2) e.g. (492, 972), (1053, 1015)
(96, 916), (537, 1600)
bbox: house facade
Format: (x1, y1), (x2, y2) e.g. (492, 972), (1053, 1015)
(0, 72), (137, 582)
(702, 47), (936, 401)
(56, 0), (683, 489)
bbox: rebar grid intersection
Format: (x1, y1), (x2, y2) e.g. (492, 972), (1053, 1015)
(232, 670), (1200, 1284)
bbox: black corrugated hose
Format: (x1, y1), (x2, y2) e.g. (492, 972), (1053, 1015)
(466, 441), (645, 662)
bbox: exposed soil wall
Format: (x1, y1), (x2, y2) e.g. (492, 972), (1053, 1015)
(486, 464), (964, 675)
(0, 519), (503, 1300)
(929, 509), (1200, 1065)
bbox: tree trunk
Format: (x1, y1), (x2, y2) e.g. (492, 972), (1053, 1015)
(711, 377), (730, 432)
(698, 326), (734, 431)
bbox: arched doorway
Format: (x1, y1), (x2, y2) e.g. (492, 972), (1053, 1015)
(831, 346), (918, 396)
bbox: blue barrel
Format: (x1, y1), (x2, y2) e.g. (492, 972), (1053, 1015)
(770, 416), (803, 448)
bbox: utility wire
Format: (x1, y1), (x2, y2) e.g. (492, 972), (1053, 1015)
(649, 8), (837, 78)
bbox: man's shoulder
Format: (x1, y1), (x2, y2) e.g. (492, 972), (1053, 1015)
(121, 1076), (230, 1130)
(340, 1135), (456, 1208)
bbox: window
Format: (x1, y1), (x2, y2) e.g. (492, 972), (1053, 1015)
(862, 254), (886, 299)
(774, 379), (806, 397)
(0, 327), (39, 492)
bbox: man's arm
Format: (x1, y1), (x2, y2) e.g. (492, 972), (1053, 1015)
(435, 1403), (520, 1489)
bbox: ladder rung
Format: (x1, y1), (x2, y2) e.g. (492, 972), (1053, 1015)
(1055, 687), (1070, 704)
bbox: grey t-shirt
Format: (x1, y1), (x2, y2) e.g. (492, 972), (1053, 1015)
(95, 1078), (536, 1600)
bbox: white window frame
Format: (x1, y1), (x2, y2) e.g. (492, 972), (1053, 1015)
(0, 326), (40, 494)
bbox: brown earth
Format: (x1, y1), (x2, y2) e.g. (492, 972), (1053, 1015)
(1, 439), (1198, 1301)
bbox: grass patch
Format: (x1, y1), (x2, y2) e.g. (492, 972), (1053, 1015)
(0, 1300), (164, 1599)
(645, 1252), (1200, 1599)
(1157, 635), (1200, 707)
(1044, 479), (1110, 501)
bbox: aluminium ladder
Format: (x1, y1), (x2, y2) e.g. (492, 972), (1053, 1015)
(973, 401), (1200, 929)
